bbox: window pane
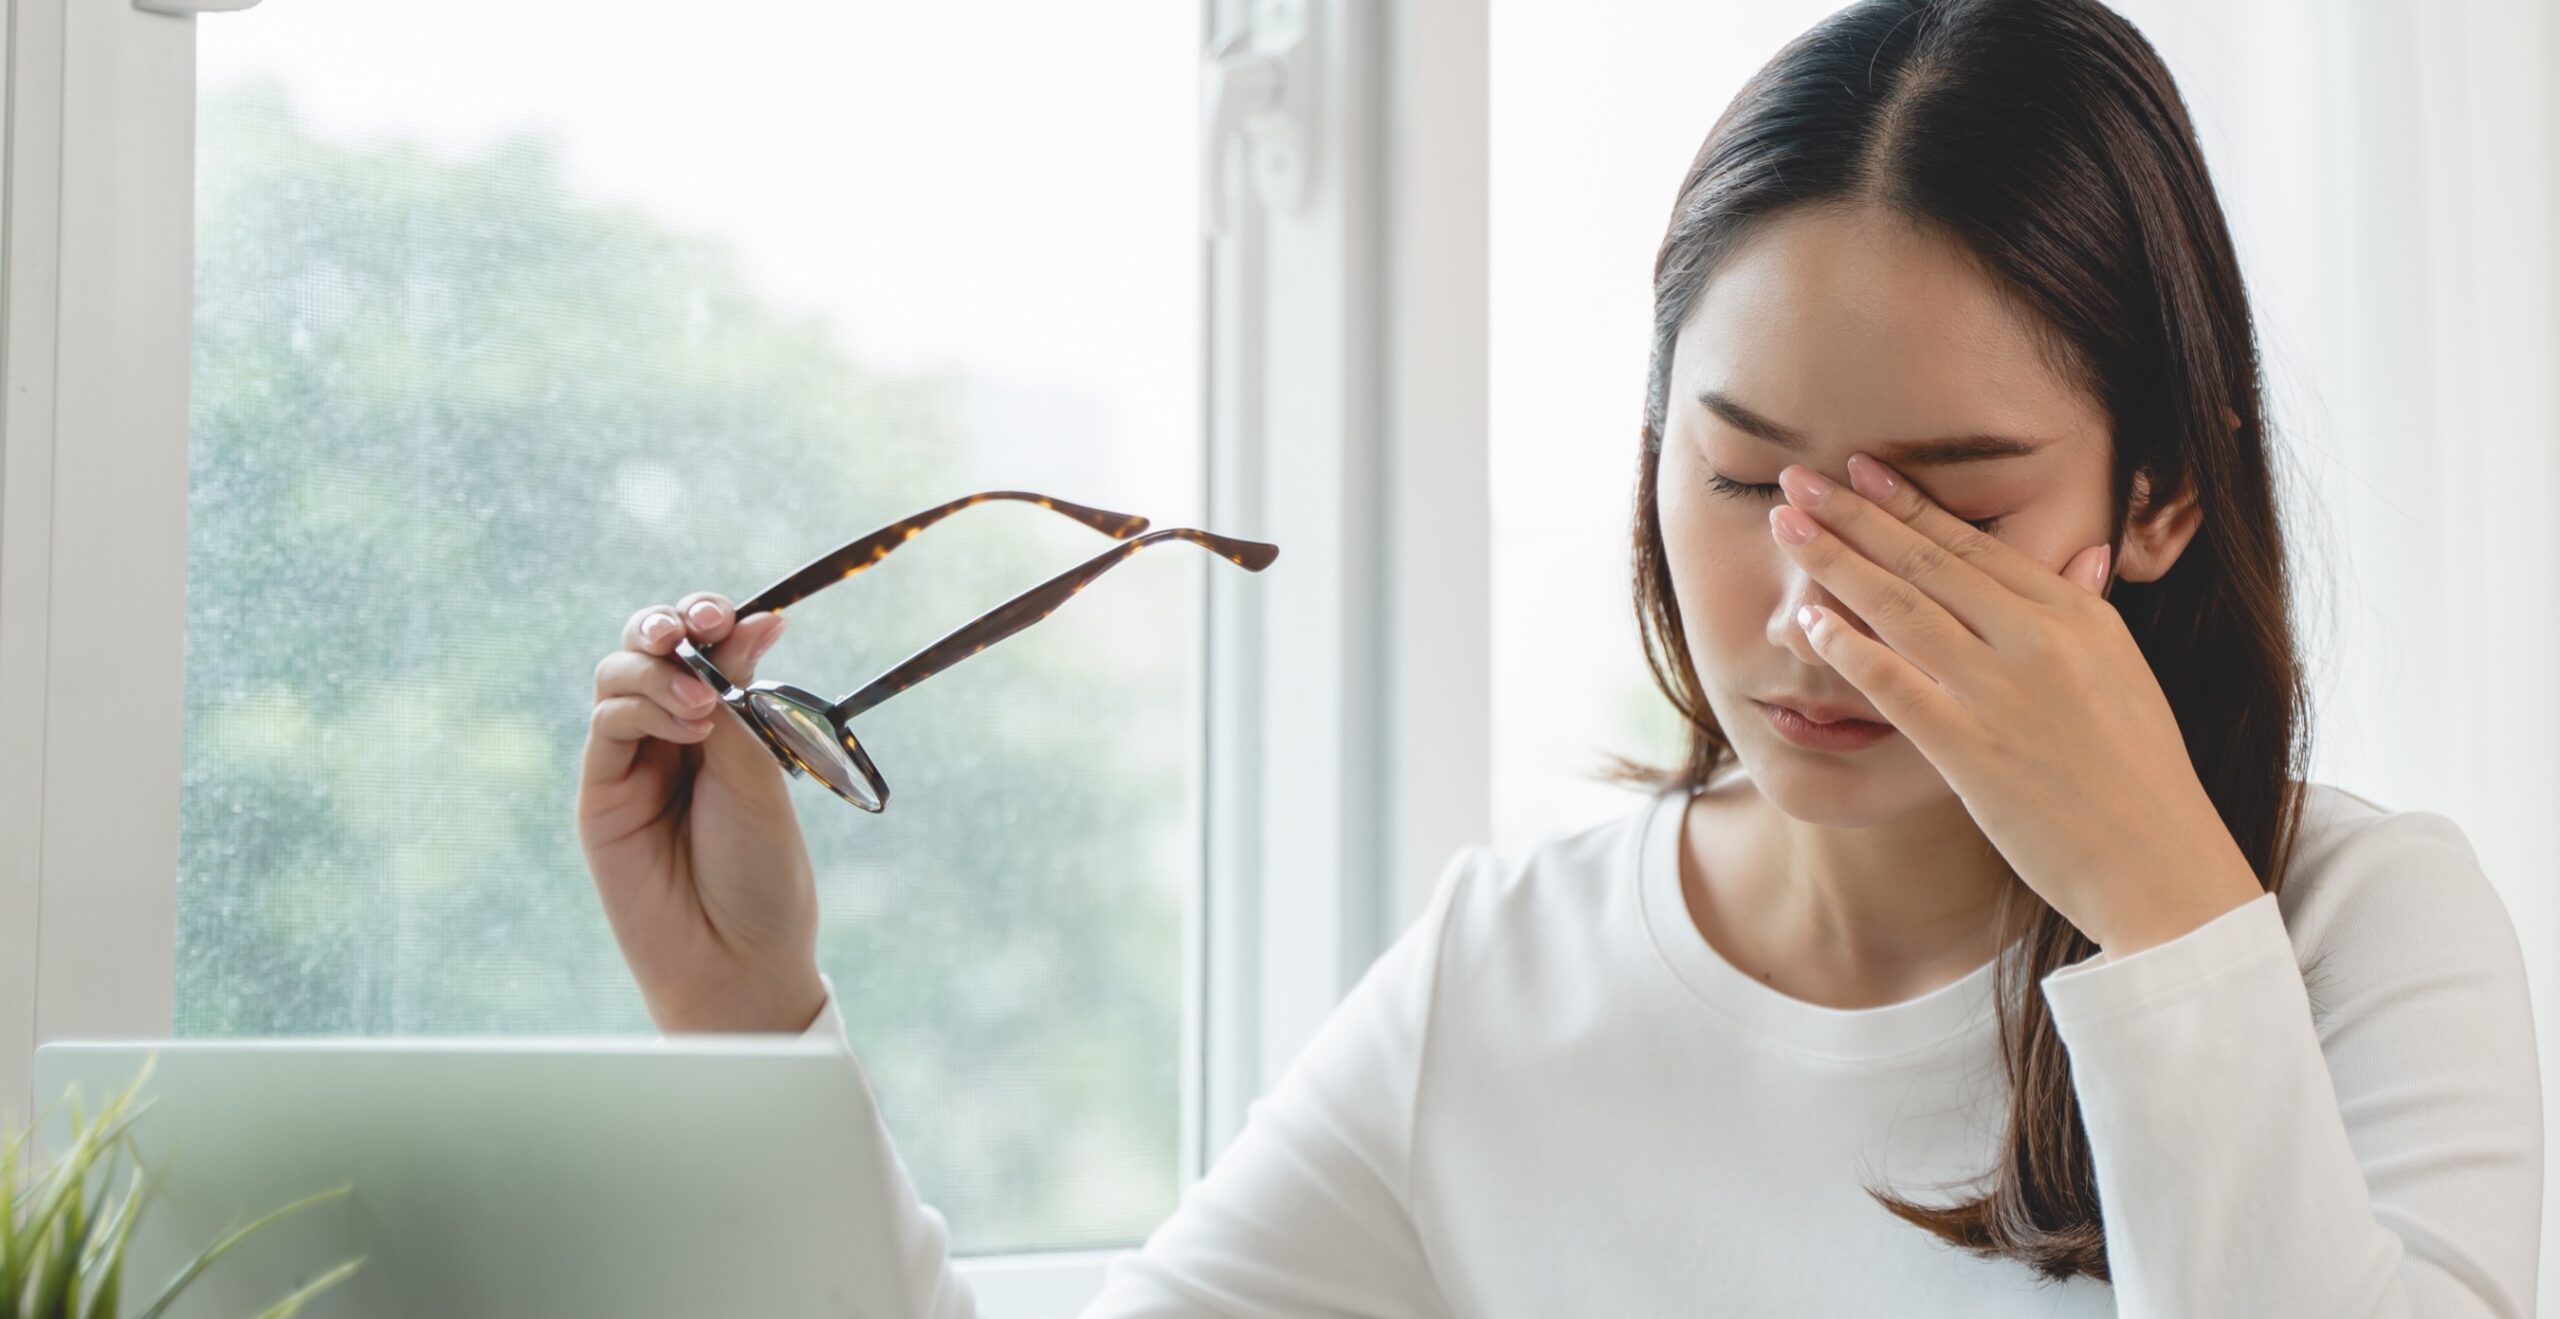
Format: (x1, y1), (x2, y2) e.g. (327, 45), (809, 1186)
(1489, 1), (1863, 845)
(181, 4), (1202, 1254)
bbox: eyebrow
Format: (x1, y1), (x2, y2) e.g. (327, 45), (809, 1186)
(1696, 389), (2051, 467)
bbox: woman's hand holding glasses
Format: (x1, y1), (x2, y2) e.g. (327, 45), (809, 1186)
(575, 491), (1278, 1036)
(580, 592), (822, 1035)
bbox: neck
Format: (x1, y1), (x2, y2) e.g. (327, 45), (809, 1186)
(1688, 765), (2021, 1006)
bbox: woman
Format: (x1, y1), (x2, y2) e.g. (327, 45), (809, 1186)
(576, 0), (2542, 1312)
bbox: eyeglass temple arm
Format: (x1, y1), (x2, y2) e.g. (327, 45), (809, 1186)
(827, 527), (1279, 723)
(735, 491), (1150, 617)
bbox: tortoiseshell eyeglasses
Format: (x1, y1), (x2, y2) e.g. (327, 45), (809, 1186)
(672, 490), (1278, 812)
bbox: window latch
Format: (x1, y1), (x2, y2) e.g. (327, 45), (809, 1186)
(1200, 0), (1317, 239)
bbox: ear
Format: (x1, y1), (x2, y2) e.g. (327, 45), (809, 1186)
(2113, 462), (2205, 584)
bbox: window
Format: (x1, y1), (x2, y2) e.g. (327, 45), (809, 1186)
(6, 0), (1481, 1305)
(181, 2), (1203, 1255)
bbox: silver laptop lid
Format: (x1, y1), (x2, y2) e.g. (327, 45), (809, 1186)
(32, 1036), (917, 1318)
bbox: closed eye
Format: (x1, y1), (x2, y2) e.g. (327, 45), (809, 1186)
(1705, 472), (2004, 535)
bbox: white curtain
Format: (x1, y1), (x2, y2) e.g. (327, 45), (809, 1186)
(2132, 0), (2560, 1299)
(2311, 3), (2560, 1299)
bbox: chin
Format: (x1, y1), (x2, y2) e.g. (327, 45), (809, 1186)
(1733, 732), (1940, 828)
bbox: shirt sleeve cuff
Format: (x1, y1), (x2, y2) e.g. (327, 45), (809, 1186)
(802, 971), (854, 1050)
(2040, 890), (2291, 1027)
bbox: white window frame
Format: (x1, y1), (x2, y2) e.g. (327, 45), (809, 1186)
(0, 0), (1486, 1311)
(2, 0), (196, 1109)
(1197, 0), (1487, 1167)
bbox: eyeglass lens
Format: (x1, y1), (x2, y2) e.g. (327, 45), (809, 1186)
(746, 689), (881, 810)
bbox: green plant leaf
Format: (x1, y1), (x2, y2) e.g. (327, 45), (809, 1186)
(28, 1148), (101, 1319)
(245, 1256), (363, 1319)
(9, 1091), (76, 1175)
(73, 1164), (147, 1319)
(15, 1063), (159, 1268)
(70, 1147), (126, 1277)
(17, 1134), (85, 1254)
(10, 1057), (344, 1319)
(13, 1171), (82, 1294)
(131, 1184), (352, 1319)
(6, 1079), (161, 1317)
(3, 1116), (23, 1317)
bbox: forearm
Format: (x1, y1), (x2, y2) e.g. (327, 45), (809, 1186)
(2043, 890), (2539, 1315)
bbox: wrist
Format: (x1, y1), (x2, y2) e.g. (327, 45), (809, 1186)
(656, 966), (829, 1035)
(2088, 853), (2264, 961)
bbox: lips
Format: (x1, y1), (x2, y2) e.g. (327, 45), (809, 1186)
(1760, 695), (1889, 727)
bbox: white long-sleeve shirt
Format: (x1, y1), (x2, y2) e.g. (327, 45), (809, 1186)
(803, 778), (2543, 1316)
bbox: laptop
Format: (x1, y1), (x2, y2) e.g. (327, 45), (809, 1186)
(31, 1034), (927, 1317)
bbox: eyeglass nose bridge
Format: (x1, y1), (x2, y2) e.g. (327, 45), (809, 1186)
(671, 636), (891, 811)
(671, 635), (788, 762)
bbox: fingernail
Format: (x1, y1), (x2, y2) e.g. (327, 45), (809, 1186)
(673, 674), (714, 706)
(1779, 466), (1832, 508)
(1847, 453), (1897, 501)
(643, 614), (678, 644)
(1771, 506), (1817, 545)
(688, 601), (722, 630)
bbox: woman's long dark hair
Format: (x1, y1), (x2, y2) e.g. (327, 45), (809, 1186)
(1612, 0), (2313, 1283)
